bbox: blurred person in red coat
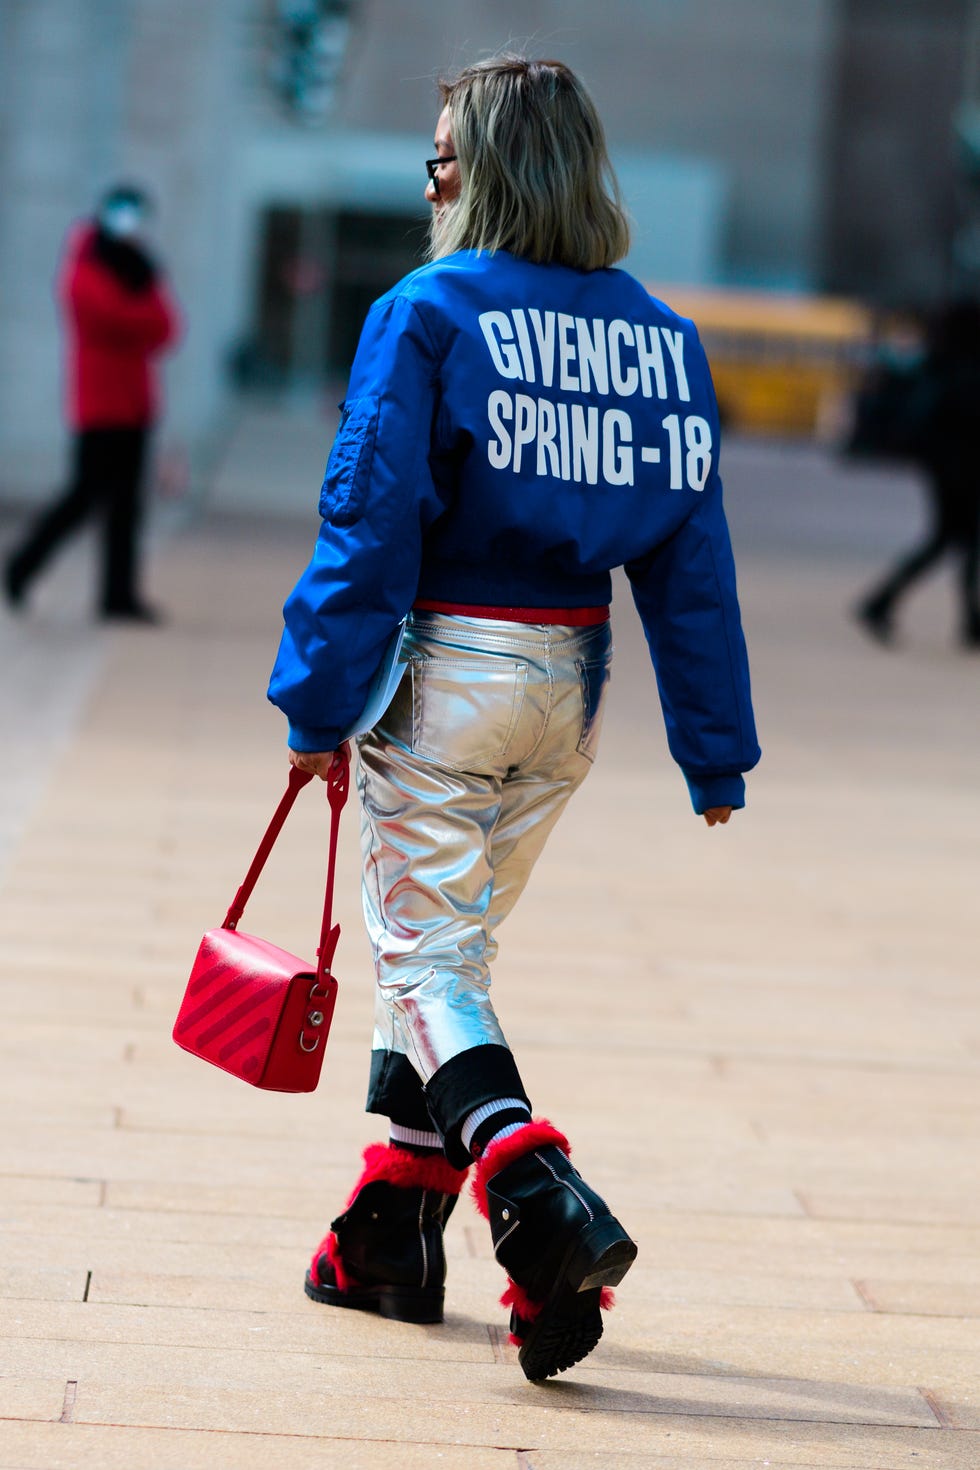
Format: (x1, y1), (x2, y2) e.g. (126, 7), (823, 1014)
(4, 184), (181, 622)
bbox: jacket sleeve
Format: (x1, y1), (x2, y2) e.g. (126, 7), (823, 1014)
(267, 292), (446, 750)
(68, 259), (179, 353)
(625, 340), (760, 813)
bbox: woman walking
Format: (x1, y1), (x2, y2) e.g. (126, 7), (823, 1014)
(268, 55), (760, 1381)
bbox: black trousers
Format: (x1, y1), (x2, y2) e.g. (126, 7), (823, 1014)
(7, 427), (149, 612)
(863, 474), (980, 638)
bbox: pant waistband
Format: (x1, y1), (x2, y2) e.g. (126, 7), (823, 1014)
(413, 599), (610, 626)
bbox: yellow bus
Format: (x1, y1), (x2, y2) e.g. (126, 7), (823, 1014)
(649, 286), (879, 439)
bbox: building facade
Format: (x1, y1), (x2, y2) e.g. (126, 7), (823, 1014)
(0, 0), (971, 499)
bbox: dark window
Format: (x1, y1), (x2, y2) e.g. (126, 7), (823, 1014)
(241, 206), (427, 390)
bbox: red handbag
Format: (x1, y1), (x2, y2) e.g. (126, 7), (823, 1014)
(173, 752), (350, 1092)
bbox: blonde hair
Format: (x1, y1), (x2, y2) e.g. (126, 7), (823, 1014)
(429, 55), (630, 271)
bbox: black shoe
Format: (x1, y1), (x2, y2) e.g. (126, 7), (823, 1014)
(473, 1122), (637, 1381)
(101, 601), (164, 625)
(854, 601), (894, 646)
(3, 557), (27, 611)
(305, 1143), (469, 1324)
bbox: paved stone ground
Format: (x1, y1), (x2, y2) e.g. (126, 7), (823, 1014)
(1, 430), (979, 1468)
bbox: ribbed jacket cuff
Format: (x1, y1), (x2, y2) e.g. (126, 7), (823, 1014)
(684, 772), (746, 815)
(286, 722), (343, 753)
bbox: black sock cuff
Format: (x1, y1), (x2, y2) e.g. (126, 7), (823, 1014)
(424, 1045), (532, 1169)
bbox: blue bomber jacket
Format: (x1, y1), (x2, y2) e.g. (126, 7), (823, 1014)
(268, 248), (760, 812)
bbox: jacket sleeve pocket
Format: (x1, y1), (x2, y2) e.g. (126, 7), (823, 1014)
(318, 396), (381, 525)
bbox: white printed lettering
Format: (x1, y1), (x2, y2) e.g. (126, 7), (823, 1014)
(684, 414), (712, 490)
(576, 317), (609, 395)
(486, 390), (643, 485)
(557, 400), (571, 480)
(570, 404), (600, 484)
(608, 320), (639, 396)
(557, 314), (580, 392)
(603, 409), (634, 485)
(663, 413), (683, 488)
(480, 307), (701, 417)
(634, 323), (668, 400)
(536, 396), (560, 477)
(479, 311), (522, 378)
(661, 412), (712, 489)
(660, 328), (690, 401)
(512, 309), (537, 382)
(528, 309), (556, 388)
(487, 390), (513, 468)
(512, 393), (537, 472)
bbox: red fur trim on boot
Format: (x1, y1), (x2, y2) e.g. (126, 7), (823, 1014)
(470, 1119), (571, 1218)
(500, 1279), (616, 1319)
(310, 1230), (357, 1293)
(504, 1282), (617, 1347)
(501, 1276), (544, 1322)
(343, 1141), (469, 1209)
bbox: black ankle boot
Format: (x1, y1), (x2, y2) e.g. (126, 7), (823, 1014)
(472, 1121), (637, 1380)
(305, 1143), (469, 1323)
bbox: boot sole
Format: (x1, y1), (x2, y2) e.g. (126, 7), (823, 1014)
(304, 1269), (445, 1324)
(518, 1220), (637, 1382)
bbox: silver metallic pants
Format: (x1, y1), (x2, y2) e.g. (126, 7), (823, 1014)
(357, 611), (612, 1110)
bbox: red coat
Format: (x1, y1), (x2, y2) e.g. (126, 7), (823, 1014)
(60, 225), (180, 429)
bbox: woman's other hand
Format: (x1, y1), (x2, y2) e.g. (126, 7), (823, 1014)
(703, 806), (733, 827)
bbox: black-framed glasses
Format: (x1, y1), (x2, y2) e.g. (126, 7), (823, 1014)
(425, 156), (457, 195)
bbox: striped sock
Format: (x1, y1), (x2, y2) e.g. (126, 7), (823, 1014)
(388, 1122), (445, 1157)
(461, 1097), (532, 1161)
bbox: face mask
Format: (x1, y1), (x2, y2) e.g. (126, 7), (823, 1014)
(100, 203), (145, 240)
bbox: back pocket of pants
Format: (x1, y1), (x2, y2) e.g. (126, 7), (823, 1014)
(576, 658), (610, 763)
(412, 657), (528, 771)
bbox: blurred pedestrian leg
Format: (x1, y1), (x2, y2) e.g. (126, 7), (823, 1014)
(5, 428), (149, 619)
(857, 477), (980, 648)
(854, 301), (980, 650)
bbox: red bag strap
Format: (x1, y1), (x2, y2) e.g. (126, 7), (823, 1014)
(314, 749), (350, 982)
(222, 749), (351, 987)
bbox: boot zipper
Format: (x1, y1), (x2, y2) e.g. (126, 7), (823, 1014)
(493, 1153), (595, 1262)
(535, 1150), (595, 1219)
(493, 1215), (521, 1258)
(418, 1191), (429, 1288)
